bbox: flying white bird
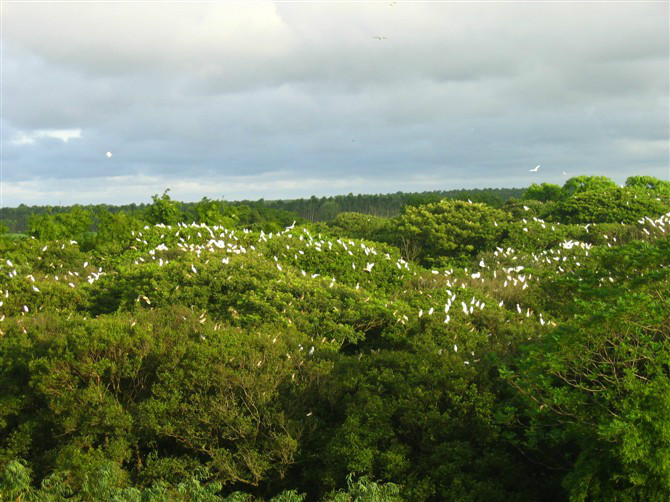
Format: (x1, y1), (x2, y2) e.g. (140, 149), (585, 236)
(106, 151), (113, 158)
(530, 165), (540, 172)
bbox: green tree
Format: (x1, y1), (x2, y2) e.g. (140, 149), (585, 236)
(397, 200), (508, 266)
(145, 190), (183, 225)
(507, 238), (670, 502)
(625, 175), (670, 195)
(95, 209), (144, 249)
(327, 213), (393, 242)
(561, 176), (617, 199)
(522, 183), (562, 203)
(324, 475), (402, 502)
(194, 197), (227, 226)
(317, 200), (340, 221)
(28, 206), (93, 240)
(548, 187), (669, 224)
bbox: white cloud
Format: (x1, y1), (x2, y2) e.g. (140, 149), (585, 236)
(11, 129), (82, 146)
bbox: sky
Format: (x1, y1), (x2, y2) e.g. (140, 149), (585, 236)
(1, 0), (669, 206)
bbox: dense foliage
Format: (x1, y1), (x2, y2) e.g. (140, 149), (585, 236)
(0, 188), (523, 234)
(2, 175), (670, 501)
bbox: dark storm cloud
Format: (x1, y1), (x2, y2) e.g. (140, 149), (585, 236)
(1, 1), (668, 205)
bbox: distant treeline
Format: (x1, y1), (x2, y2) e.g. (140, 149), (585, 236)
(239, 188), (524, 220)
(0, 187), (523, 233)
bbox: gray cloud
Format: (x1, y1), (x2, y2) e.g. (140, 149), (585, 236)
(2, 1), (668, 206)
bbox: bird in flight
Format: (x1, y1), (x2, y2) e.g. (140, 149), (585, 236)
(372, 36), (388, 40)
(106, 151), (113, 158)
(529, 165), (540, 172)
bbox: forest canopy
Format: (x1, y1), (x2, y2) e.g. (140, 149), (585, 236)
(1, 175), (670, 501)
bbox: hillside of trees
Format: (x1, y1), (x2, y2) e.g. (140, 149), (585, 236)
(1, 175), (670, 501)
(0, 187), (524, 234)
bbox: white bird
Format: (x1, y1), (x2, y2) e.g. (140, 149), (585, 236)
(106, 151), (113, 158)
(364, 262), (375, 272)
(530, 165), (540, 172)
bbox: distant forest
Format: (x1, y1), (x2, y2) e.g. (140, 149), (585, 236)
(0, 187), (523, 233)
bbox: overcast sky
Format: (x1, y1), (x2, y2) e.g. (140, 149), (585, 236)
(1, 1), (668, 206)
